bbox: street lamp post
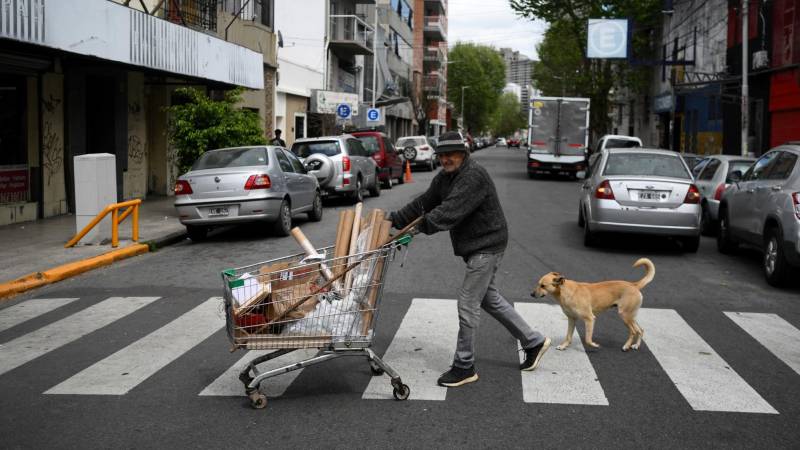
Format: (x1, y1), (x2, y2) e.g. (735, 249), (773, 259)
(461, 85), (470, 129)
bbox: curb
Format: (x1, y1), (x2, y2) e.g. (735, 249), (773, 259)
(144, 230), (188, 251)
(0, 244), (150, 301)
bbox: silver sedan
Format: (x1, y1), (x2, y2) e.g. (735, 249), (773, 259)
(174, 146), (322, 241)
(579, 148), (702, 252)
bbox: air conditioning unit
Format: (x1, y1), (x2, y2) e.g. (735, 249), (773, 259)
(752, 50), (769, 70)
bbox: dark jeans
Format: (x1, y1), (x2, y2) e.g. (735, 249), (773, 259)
(453, 252), (545, 369)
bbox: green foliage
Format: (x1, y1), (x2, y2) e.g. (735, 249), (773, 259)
(510, 0), (661, 137)
(167, 88), (266, 174)
(490, 93), (526, 137)
(447, 43), (506, 133)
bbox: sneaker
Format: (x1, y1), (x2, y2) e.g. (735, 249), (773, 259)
(437, 366), (479, 387)
(520, 337), (551, 371)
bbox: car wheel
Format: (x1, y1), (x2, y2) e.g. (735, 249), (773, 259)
(273, 200), (292, 236)
(716, 209), (737, 254)
(307, 192), (323, 222)
(681, 236), (700, 253)
(763, 227), (790, 287)
(351, 177), (364, 204)
(186, 225), (207, 242)
(583, 218), (596, 247)
(382, 175), (393, 189)
(578, 205), (585, 228)
(368, 175), (381, 197)
(700, 204), (717, 236)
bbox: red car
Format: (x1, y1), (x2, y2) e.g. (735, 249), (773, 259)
(351, 131), (405, 188)
(507, 137), (521, 148)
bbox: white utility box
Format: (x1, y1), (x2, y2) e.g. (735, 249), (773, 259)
(74, 153), (117, 244)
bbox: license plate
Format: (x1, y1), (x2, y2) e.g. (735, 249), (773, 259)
(638, 191), (663, 201)
(209, 207), (229, 217)
(551, 164), (562, 169)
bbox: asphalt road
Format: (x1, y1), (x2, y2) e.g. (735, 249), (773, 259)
(2, 146), (799, 449)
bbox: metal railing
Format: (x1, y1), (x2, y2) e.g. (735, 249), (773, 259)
(423, 15), (447, 34)
(423, 73), (445, 94)
(424, 46), (444, 65)
(164, 0), (218, 32)
(329, 14), (374, 50)
(65, 199), (142, 248)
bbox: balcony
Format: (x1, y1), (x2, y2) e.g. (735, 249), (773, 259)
(423, 72), (445, 96)
(424, 46), (445, 68)
(164, 0), (217, 33)
(329, 15), (374, 58)
(424, 15), (447, 41)
(425, 0), (447, 15)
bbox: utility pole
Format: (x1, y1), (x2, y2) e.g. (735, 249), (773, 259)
(371, 5), (378, 109)
(741, 0), (749, 156)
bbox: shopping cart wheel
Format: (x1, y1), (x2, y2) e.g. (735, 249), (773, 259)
(392, 384), (410, 401)
(248, 391), (267, 409)
(369, 361), (385, 376)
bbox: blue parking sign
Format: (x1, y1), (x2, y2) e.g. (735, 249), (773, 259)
(336, 103), (352, 119)
(367, 108), (380, 122)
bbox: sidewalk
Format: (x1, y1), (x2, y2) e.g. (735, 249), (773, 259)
(0, 195), (186, 291)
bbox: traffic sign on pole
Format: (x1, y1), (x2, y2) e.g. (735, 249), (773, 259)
(366, 108), (380, 122)
(336, 103), (352, 120)
(586, 19), (628, 59)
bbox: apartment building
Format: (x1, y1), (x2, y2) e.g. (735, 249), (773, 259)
(0, 0), (272, 225)
(500, 47), (533, 114)
(413, 0), (448, 137)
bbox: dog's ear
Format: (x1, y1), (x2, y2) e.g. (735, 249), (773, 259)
(553, 275), (565, 286)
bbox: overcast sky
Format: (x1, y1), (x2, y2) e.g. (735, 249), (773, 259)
(447, 0), (548, 60)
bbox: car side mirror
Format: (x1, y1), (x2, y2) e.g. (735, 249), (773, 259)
(727, 170), (742, 183)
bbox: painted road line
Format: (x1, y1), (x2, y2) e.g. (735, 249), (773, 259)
(46, 297), (224, 395)
(0, 298), (80, 333)
(199, 349), (319, 397)
(637, 308), (777, 414)
(362, 298), (458, 401)
(515, 303), (608, 406)
(0, 297), (160, 377)
(725, 312), (800, 377)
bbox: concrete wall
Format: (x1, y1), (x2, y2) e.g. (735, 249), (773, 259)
(146, 85), (171, 196)
(285, 93), (308, 147)
(41, 72), (67, 218)
(124, 72), (148, 199)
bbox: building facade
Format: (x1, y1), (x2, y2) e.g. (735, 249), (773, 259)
(413, 0), (448, 137)
(0, 0), (272, 226)
(500, 47), (533, 114)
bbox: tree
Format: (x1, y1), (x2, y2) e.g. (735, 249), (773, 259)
(490, 93), (526, 137)
(510, 0), (660, 138)
(447, 43), (506, 133)
(167, 88), (266, 174)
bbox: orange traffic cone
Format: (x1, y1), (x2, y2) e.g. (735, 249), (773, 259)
(404, 160), (413, 183)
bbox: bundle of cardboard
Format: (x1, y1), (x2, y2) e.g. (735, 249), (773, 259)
(229, 202), (393, 346)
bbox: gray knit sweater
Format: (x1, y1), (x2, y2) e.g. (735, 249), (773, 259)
(391, 157), (508, 257)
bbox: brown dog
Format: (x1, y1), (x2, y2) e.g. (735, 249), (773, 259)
(531, 258), (654, 352)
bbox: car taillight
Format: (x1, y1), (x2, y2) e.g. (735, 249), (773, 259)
(244, 174), (271, 190)
(528, 161), (541, 168)
(684, 184), (701, 204)
(174, 180), (193, 195)
(342, 156), (351, 172)
(713, 183), (728, 201)
(792, 192), (800, 219)
(595, 180), (615, 200)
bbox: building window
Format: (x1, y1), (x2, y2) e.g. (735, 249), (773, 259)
(391, 0), (413, 30)
(165, 0), (218, 32)
(223, 0), (273, 29)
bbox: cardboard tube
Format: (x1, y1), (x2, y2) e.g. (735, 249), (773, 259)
(290, 227), (334, 281)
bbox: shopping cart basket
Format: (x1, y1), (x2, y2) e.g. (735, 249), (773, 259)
(222, 238), (412, 409)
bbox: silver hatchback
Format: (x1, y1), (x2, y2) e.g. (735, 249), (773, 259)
(717, 143), (800, 286)
(579, 148), (702, 252)
(692, 155), (755, 235)
(174, 146), (322, 241)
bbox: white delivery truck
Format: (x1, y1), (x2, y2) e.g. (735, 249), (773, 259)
(526, 96), (591, 178)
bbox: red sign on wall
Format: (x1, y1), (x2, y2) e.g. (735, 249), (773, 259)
(0, 166), (28, 203)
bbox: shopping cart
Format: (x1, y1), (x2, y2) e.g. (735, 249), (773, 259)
(222, 237), (412, 409)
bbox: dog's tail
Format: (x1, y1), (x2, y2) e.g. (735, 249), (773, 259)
(633, 258), (655, 289)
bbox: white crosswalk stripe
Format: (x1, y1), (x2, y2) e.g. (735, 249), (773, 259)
(199, 349), (319, 397)
(514, 303), (609, 406)
(637, 308), (778, 414)
(725, 312), (800, 377)
(0, 297), (160, 377)
(46, 297), (224, 396)
(362, 298), (459, 401)
(0, 298), (80, 333)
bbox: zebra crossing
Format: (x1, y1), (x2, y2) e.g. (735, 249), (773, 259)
(1, 296), (798, 414)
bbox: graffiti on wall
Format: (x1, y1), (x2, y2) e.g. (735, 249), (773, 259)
(42, 121), (62, 186)
(128, 134), (145, 163)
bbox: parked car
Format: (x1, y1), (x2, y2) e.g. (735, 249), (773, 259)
(351, 130), (404, 189)
(507, 137), (521, 148)
(717, 143), (800, 286)
(681, 153), (706, 173)
(579, 148), (702, 252)
(593, 134), (642, 155)
(396, 135), (438, 171)
(496, 137), (507, 147)
(291, 135), (380, 204)
(174, 146), (322, 241)
(693, 155), (756, 235)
